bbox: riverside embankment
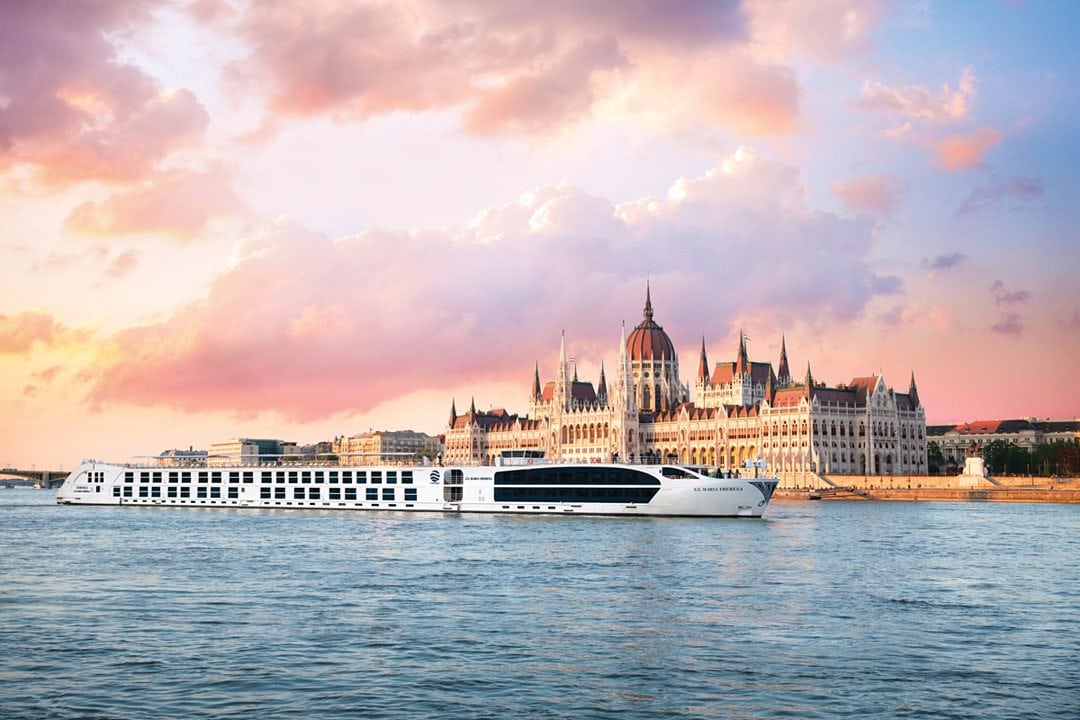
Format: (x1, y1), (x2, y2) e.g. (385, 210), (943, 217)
(775, 475), (1080, 503)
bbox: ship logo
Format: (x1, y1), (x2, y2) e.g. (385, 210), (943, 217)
(430, 470), (441, 484)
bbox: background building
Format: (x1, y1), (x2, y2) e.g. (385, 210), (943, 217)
(444, 287), (928, 486)
(928, 418), (1080, 470)
(332, 430), (442, 466)
(208, 438), (294, 466)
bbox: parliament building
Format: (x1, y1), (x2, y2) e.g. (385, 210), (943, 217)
(444, 288), (927, 486)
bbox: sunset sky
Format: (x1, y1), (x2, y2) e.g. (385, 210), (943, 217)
(2, 0), (1078, 470)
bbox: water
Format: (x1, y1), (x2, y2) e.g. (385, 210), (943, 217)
(1, 490), (1077, 719)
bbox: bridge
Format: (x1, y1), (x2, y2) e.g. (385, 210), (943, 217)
(1, 469), (67, 488)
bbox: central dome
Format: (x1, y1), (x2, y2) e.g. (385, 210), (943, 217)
(626, 287), (675, 361)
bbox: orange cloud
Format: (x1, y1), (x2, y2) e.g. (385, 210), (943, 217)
(0, 311), (85, 355)
(933, 126), (1002, 170)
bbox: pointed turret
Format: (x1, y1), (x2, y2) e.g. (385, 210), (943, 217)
(449, 398), (457, 426)
(805, 362), (814, 389)
(735, 329), (750, 376)
(909, 371), (920, 407)
(697, 337), (710, 382)
(643, 280), (654, 323)
(597, 361), (608, 404)
(532, 361), (542, 400)
(765, 369), (775, 403)
(777, 335), (791, 387)
(469, 397), (477, 416)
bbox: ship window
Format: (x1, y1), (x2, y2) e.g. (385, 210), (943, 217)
(199, 471), (208, 483)
(288, 472), (298, 484)
(371, 471), (382, 484)
(261, 472), (272, 484)
(228, 487), (239, 499)
(123, 486), (132, 497)
(301, 471), (311, 484)
(168, 486), (177, 498)
(125, 472), (134, 483)
(386, 471), (397, 484)
(274, 487), (285, 499)
(197, 487), (208, 498)
(260, 487), (271, 499)
(366, 488), (378, 500)
(404, 488), (417, 502)
(356, 472), (367, 484)
(342, 471), (353, 484)
(344, 488), (357, 501)
(314, 471), (324, 483)
(211, 472), (222, 483)
(661, 467), (696, 479)
(181, 472), (191, 483)
(309, 488), (321, 500)
(229, 471), (240, 484)
(402, 471), (413, 484)
(139, 486), (149, 497)
(293, 488), (304, 499)
(382, 488), (394, 501)
(211, 487), (221, 499)
(329, 471), (339, 484)
(243, 471), (253, 484)
(329, 488), (341, 500)
(168, 472), (178, 483)
(151, 486), (161, 498)
(180, 487), (190, 498)
(137, 472), (146, 483)
(275, 472), (285, 484)
(152, 472), (162, 483)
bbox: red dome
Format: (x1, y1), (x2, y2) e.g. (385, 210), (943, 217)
(626, 289), (675, 361)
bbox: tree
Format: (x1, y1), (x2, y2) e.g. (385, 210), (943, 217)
(927, 441), (944, 475)
(982, 440), (1031, 475)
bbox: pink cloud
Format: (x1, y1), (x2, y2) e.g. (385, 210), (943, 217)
(857, 68), (977, 123)
(215, 0), (799, 137)
(748, 0), (885, 64)
(64, 166), (243, 238)
(85, 152), (901, 421)
(0, 2), (209, 184)
(990, 313), (1023, 336)
(932, 126), (1002, 170)
(830, 173), (906, 216)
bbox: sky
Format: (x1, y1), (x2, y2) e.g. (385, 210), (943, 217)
(2, 0), (1078, 470)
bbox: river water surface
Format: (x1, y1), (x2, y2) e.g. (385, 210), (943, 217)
(1, 490), (1076, 719)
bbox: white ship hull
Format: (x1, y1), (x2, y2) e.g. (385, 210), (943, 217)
(56, 460), (778, 518)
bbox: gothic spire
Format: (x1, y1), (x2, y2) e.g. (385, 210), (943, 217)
(909, 371), (920, 407)
(735, 329), (750, 376)
(777, 334), (791, 387)
(449, 398), (457, 426)
(805, 362), (814, 389)
(643, 280), (654, 322)
(598, 361), (608, 404)
(532, 361), (542, 400)
(697, 336), (710, 382)
(469, 396), (476, 415)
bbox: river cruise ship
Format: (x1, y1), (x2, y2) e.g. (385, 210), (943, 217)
(56, 452), (778, 518)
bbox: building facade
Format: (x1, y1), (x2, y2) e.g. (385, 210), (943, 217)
(332, 430), (442, 466)
(444, 288), (928, 484)
(928, 418), (1080, 466)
